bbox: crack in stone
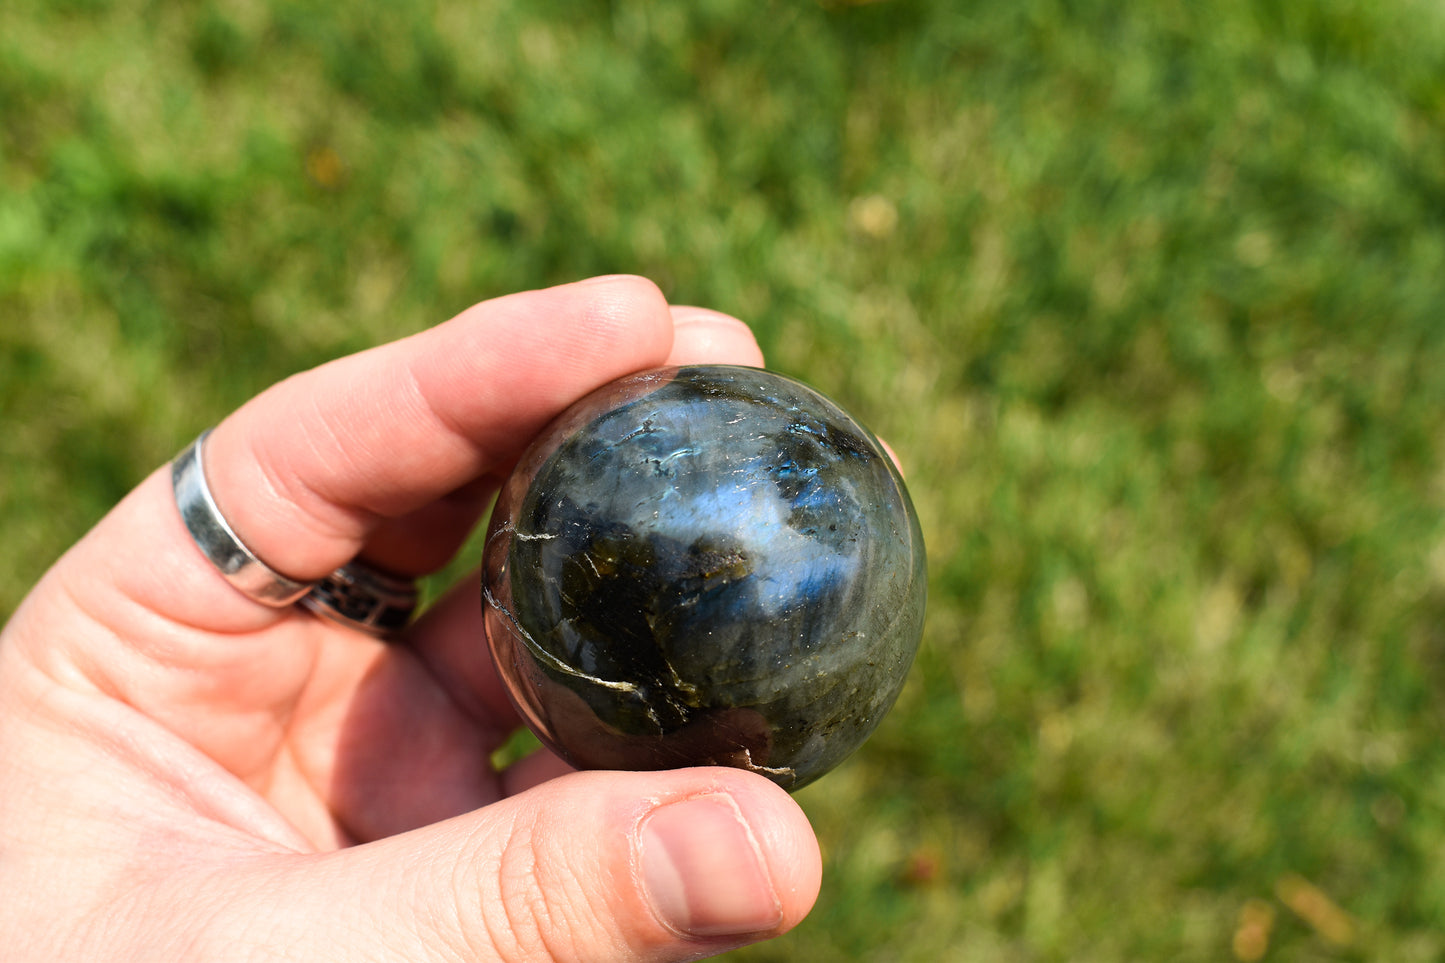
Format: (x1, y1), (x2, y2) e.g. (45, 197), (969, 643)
(740, 747), (796, 785)
(492, 521), (560, 542)
(484, 585), (642, 695)
(590, 418), (661, 461)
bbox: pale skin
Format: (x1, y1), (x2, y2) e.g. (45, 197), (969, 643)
(0, 276), (822, 961)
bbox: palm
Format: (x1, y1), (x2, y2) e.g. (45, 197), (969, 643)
(225, 623), (492, 847)
(99, 548), (523, 848)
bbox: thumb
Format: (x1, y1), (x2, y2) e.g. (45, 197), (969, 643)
(213, 768), (821, 962)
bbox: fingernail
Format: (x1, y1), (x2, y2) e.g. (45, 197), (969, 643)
(578, 273), (647, 286)
(639, 794), (783, 938)
(670, 307), (750, 329)
(668, 309), (765, 368)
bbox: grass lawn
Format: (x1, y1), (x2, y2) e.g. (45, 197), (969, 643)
(5, 0), (1445, 958)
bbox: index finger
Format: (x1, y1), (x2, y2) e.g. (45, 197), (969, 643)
(201, 275), (679, 591)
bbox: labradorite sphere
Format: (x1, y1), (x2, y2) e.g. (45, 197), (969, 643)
(481, 365), (926, 791)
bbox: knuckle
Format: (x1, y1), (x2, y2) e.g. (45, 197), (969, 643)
(456, 810), (624, 963)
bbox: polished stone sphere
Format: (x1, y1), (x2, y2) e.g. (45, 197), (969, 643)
(482, 365), (926, 791)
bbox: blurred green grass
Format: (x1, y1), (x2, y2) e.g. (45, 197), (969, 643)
(5, 0), (1445, 958)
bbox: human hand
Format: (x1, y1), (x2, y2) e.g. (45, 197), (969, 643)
(0, 276), (821, 961)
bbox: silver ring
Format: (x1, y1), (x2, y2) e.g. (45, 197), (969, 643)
(299, 562), (419, 638)
(172, 429), (315, 606)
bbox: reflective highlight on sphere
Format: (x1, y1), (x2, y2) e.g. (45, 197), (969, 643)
(482, 365), (926, 791)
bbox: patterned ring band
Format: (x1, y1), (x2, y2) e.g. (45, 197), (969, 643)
(299, 562), (419, 638)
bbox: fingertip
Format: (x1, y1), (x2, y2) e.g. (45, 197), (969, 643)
(877, 436), (907, 479)
(573, 273), (669, 293)
(628, 768), (820, 942)
(500, 766), (821, 945)
(639, 792), (784, 938)
(570, 273), (669, 312)
(667, 307), (766, 368)
(704, 769), (822, 933)
(556, 274), (676, 370)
